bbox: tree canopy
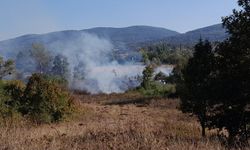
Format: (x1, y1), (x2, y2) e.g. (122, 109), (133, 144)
(179, 39), (215, 137)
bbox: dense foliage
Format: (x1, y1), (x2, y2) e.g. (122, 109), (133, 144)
(30, 43), (52, 74)
(210, 0), (250, 145)
(0, 80), (24, 123)
(0, 73), (74, 124)
(179, 39), (215, 137)
(23, 74), (73, 123)
(141, 43), (192, 65)
(177, 0), (250, 146)
(138, 65), (175, 97)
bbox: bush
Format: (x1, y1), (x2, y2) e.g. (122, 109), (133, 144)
(0, 74), (74, 124)
(0, 81), (24, 124)
(138, 65), (176, 97)
(139, 82), (176, 97)
(4, 80), (26, 109)
(23, 74), (73, 123)
(42, 74), (68, 88)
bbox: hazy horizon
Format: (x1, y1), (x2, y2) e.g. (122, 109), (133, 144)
(0, 0), (237, 40)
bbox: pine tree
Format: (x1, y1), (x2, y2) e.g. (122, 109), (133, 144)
(180, 39), (215, 137)
(211, 0), (250, 144)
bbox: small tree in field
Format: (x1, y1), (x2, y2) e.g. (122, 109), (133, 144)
(179, 39), (215, 137)
(30, 43), (52, 74)
(141, 65), (154, 89)
(51, 54), (70, 79)
(0, 56), (15, 79)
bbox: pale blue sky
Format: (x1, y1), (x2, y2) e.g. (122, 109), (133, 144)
(0, 0), (238, 40)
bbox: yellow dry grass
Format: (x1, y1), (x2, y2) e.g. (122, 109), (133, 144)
(0, 92), (247, 150)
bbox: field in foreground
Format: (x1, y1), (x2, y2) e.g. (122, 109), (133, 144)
(0, 92), (248, 150)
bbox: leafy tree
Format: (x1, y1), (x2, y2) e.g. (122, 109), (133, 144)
(0, 56), (15, 79)
(51, 54), (70, 79)
(179, 39), (215, 137)
(141, 48), (150, 65)
(210, 0), (250, 144)
(30, 43), (52, 74)
(141, 65), (154, 89)
(73, 61), (86, 80)
(16, 51), (36, 74)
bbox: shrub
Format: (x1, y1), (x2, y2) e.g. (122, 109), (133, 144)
(0, 74), (74, 124)
(139, 82), (176, 97)
(42, 74), (68, 88)
(138, 65), (176, 97)
(0, 81), (24, 124)
(23, 73), (73, 123)
(4, 80), (26, 109)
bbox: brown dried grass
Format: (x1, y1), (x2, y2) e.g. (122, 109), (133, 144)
(0, 92), (247, 150)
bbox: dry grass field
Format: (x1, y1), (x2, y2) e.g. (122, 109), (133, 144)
(0, 92), (248, 150)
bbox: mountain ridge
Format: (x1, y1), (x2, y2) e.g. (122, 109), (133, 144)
(0, 24), (227, 59)
(1, 25), (179, 42)
(159, 24), (228, 46)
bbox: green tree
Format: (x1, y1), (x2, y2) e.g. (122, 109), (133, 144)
(51, 54), (70, 79)
(16, 51), (36, 73)
(179, 39), (215, 137)
(211, 0), (250, 144)
(141, 48), (150, 65)
(30, 43), (52, 74)
(73, 61), (86, 80)
(141, 65), (154, 89)
(0, 56), (15, 79)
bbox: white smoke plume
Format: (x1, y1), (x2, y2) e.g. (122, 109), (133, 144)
(0, 32), (173, 94)
(49, 33), (144, 94)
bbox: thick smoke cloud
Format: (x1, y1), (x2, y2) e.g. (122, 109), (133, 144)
(45, 33), (144, 94)
(0, 32), (172, 94)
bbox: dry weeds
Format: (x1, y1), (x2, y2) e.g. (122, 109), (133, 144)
(0, 92), (248, 150)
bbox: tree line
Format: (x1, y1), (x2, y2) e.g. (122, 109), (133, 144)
(140, 43), (192, 66)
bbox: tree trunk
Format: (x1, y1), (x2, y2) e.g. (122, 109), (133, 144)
(201, 121), (206, 137)
(198, 111), (206, 138)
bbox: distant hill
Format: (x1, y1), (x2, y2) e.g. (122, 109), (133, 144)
(84, 26), (180, 44)
(0, 26), (180, 58)
(163, 24), (228, 45)
(0, 24), (227, 60)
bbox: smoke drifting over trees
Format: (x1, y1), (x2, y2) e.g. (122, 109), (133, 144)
(1, 33), (168, 94)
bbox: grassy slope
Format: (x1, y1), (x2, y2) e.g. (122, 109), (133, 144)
(0, 92), (241, 150)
